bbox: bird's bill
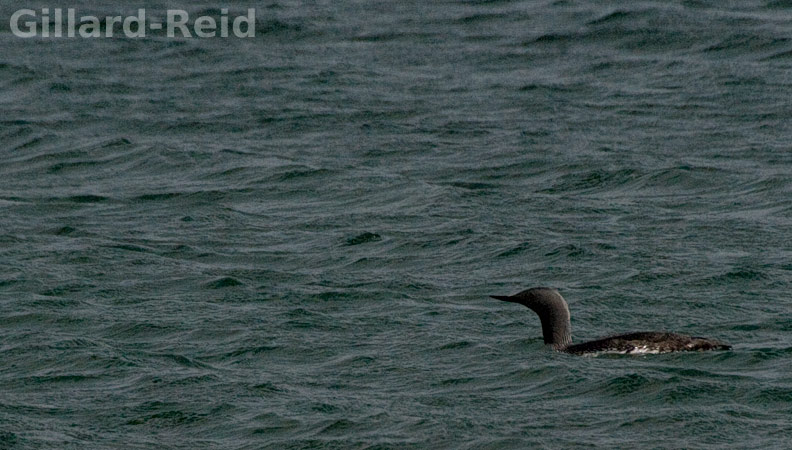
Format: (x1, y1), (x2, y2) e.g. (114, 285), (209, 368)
(490, 295), (514, 302)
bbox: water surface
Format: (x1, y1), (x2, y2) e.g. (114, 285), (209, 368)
(2, 1), (792, 448)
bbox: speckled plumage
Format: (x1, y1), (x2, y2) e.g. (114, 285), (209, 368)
(492, 287), (730, 355)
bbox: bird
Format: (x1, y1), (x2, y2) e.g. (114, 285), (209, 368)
(491, 287), (731, 354)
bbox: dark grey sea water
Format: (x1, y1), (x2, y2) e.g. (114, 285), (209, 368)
(2, 0), (792, 448)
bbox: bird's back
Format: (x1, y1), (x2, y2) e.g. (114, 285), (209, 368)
(563, 332), (731, 355)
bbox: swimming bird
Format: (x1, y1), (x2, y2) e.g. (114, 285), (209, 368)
(491, 287), (730, 354)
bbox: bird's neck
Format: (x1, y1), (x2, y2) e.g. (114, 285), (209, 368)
(534, 303), (572, 348)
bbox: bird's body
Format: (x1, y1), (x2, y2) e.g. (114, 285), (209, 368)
(563, 331), (730, 355)
(492, 287), (730, 355)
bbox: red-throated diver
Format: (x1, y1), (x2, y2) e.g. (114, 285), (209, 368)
(491, 287), (730, 354)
